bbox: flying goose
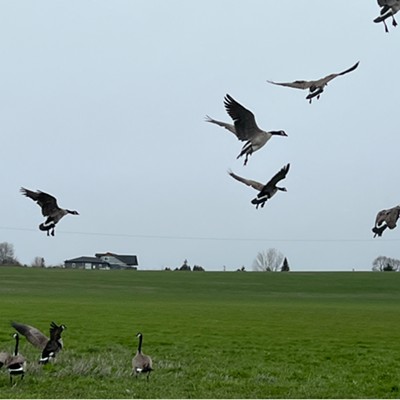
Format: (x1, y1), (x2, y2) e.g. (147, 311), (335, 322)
(228, 163), (290, 208)
(267, 62), (360, 103)
(205, 94), (287, 165)
(374, 0), (400, 32)
(20, 187), (79, 236)
(12, 321), (66, 364)
(5, 334), (26, 385)
(372, 205), (400, 237)
(132, 332), (153, 381)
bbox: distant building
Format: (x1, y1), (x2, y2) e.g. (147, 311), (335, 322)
(64, 252), (138, 270)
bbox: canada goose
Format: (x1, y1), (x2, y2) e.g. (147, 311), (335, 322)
(20, 187), (79, 236)
(6, 334), (26, 385)
(267, 62), (360, 103)
(205, 94), (287, 165)
(374, 0), (400, 32)
(11, 321), (66, 364)
(132, 332), (153, 381)
(228, 163), (290, 209)
(372, 205), (400, 237)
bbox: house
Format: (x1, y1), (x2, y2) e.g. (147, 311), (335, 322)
(64, 252), (138, 270)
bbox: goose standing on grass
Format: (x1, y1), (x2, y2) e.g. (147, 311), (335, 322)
(20, 187), (79, 236)
(372, 205), (400, 237)
(12, 321), (66, 364)
(228, 164), (290, 209)
(205, 94), (287, 165)
(5, 334), (26, 385)
(132, 332), (153, 381)
(374, 0), (400, 32)
(267, 62), (360, 103)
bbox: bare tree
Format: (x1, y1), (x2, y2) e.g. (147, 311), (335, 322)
(32, 256), (45, 268)
(0, 242), (19, 265)
(372, 256), (400, 271)
(253, 248), (284, 272)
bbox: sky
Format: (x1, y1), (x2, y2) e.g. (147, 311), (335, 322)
(0, 1), (399, 271)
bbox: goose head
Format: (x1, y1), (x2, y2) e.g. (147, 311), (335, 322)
(270, 130), (288, 137)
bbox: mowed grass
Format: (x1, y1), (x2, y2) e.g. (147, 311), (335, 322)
(0, 268), (400, 398)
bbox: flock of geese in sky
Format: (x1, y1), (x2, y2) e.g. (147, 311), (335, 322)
(3, 1), (400, 386)
(17, 2), (400, 240)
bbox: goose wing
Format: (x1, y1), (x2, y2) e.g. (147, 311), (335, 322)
(11, 321), (49, 350)
(375, 206), (400, 229)
(317, 62), (360, 85)
(0, 352), (10, 367)
(378, 0), (398, 7)
(224, 94), (259, 141)
(267, 79), (314, 90)
(20, 188), (59, 217)
(204, 115), (237, 135)
(228, 170), (265, 192)
(263, 164), (290, 190)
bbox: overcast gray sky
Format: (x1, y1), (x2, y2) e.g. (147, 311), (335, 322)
(1, 1), (398, 271)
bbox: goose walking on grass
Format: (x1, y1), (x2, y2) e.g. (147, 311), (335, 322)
(132, 332), (153, 381)
(267, 62), (360, 103)
(205, 94), (287, 165)
(372, 205), (400, 237)
(228, 163), (290, 208)
(20, 187), (79, 236)
(12, 321), (66, 364)
(374, 0), (400, 32)
(4, 334), (26, 385)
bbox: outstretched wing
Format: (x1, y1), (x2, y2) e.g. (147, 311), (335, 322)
(375, 206), (400, 229)
(228, 170), (265, 192)
(267, 79), (313, 90)
(264, 164), (290, 189)
(204, 115), (237, 135)
(319, 61), (360, 85)
(11, 321), (49, 350)
(20, 188), (59, 217)
(224, 94), (259, 141)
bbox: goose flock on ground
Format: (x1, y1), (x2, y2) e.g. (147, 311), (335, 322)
(2, 1), (400, 386)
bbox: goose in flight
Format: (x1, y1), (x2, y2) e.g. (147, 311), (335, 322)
(228, 163), (290, 208)
(374, 0), (400, 32)
(205, 94), (287, 165)
(267, 62), (360, 103)
(20, 187), (79, 236)
(12, 321), (66, 364)
(372, 205), (400, 237)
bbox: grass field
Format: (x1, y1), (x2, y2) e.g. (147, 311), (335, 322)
(0, 267), (400, 398)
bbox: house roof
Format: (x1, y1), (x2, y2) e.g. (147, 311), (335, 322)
(64, 256), (108, 264)
(95, 252), (138, 266)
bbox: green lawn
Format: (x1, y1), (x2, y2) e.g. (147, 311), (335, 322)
(0, 267), (399, 398)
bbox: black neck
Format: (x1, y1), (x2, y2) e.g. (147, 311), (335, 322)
(14, 334), (19, 356)
(137, 334), (143, 353)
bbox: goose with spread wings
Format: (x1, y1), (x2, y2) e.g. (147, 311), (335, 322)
(205, 94), (287, 165)
(20, 187), (79, 236)
(11, 321), (66, 364)
(228, 163), (290, 208)
(374, 0), (400, 32)
(267, 62), (360, 103)
(372, 205), (400, 237)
